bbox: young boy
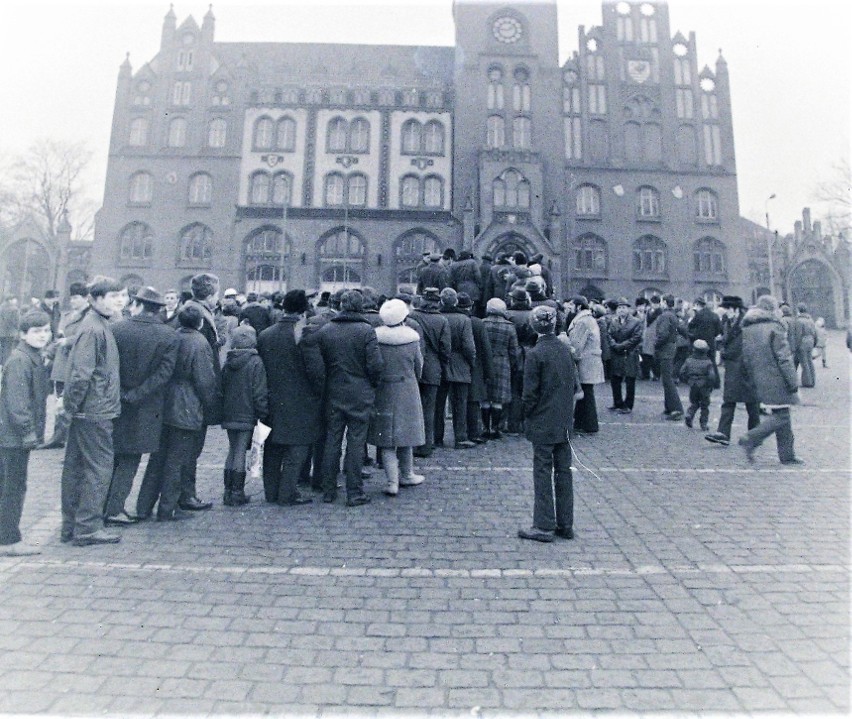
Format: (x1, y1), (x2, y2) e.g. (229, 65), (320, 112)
(679, 339), (716, 431)
(0, 311), (52, 556)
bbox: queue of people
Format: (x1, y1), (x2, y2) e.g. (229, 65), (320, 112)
(0, 253), (839, 555)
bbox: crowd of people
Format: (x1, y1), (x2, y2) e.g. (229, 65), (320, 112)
(0, 248), (840, 555)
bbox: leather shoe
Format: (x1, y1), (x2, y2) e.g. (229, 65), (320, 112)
(738, 437), (755, 463)
(322, 491), (337, 504)
(36, 440), (65, 450)
(617, 408), (632, 414)
(346, 494), (371, 507)
(104, 510), (139, 527)
(0, 542), (42, 556)
(518, 527), (555, 543)
(157, 508), (195, 522)
(179, 497), (212, 511)
(781, 457), (805, 465)
(279, 495), (313, 506)
(454, 440), (476, 449)
(72, 530), (121, 546)
(555, 527), (575, 540)
(413, 448), (432, 458)
(705, 432), (730, 446)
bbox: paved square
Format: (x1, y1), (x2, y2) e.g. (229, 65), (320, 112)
(1, 332), (848, 715)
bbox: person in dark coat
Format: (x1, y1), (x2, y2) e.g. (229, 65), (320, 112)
(416, 253), (449, 294)
(136, 305), (221, 521)
(607, 297), (643, 414)
(688, 296), (723, 385)
(60, 278), (125, 546)
(654, 294), (686, 420)
(485, 254), (512, 301)
(409, 287), (451, 458)
(0, 311), (51, 556)
(257, 289), (324, 506)
(518, 305), (580, 543)
(477, 255), (493, 314)
(238, 292), (273, 335)
(705, 296), (760, 446)
(435, 287), (477, 449)
(527, 254), (554, 298)
(738, 295), (803, 465)
(103, 288), (179, 526)
(505, 287), (535, 434)
(641, 295), (661, 380)
(448, 251), (483, 310)
(0, 296), (20, 367)
(39, 290), (62, 341)
(481, 298), (520, 439)
(678, 339), (716, 430)
(315, 290), (384, 506)
(220, 325), (268, 506)
(457, 292), (494, 444)
(794, 303), (818, 388)
(369, 299), (426, 496)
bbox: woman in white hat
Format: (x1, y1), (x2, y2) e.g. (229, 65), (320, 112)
(368, 299), (426, 496)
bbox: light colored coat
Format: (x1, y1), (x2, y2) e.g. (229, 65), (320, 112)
(565, 309), (604, 385)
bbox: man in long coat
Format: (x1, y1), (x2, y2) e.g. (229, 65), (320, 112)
(448, 251), (483, 310)
(705, 296), (760, 446)
(654, 294), (686, 420)
(457, 292), (493, 443)
(409, 287), (451, 458)
(103, 288), (178, 525)
(416, 253), (449, 294)
(257, 290), (325, 506)
(315, 290), (384, 506)
(607, 297), (643, 414)
(435, 288), (477, 449)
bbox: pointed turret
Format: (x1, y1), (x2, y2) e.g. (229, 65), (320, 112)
(202, 4), (215, 43)
(161, 4), (176, 48)
(715, 48), (728, 74)
(119, 52), (132, 81)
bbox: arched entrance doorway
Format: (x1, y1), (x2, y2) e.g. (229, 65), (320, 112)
(788, 259), (838, 327)
(1, 239), (52, 302)
(487, 232), (537, 263)
(394, 229), (441, 293)
(244, 226), (291, 295)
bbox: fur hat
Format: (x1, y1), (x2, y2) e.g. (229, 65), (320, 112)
(456, 292), (473, 309)
(720, 295), (743, 309)
(379, 298), (409, 326)
(509, 287), (530, 304)
(529, 305), (557, 334)
(19, 310), (52, 333)
(756, 295), (779, 313)
(231, 325), (257, 349)
(282, 289), (309, 314)
(68, 282), (89, 298)
(340, 290), (365, 313)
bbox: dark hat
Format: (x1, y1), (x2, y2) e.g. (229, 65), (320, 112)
(282, 289), (309, 314)
(616, 296), (632, 308)
(44, 290), (59, 299)
(132, 286), (166, 306)
(68, 282), (89, 297)
(428, 252), (441, 262)
(605, 298), (619, 311)
(693, 296), (706, 306)
(796, 302), (808, 313)
(394, 291), (414, 304)
(661, 293), (675, 307)
(481, 254), (493, 262)
(635, 297), (649, 307)
(720, 295), (743, 309)
(569, 295), (589, 309)
(509, 287), (529, 302)
(458, 250), (474, 261)
(524, 279), (540, 293)
(231, 324), (257, 350)
(456, 292), (473, 309)
(529, 305), (557, 334)
(421, 287), (441, 303)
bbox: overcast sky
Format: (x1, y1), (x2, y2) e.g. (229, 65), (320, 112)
(1, 0), (849, 235)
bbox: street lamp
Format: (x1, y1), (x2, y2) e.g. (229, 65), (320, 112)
(765, 194), (776, 296)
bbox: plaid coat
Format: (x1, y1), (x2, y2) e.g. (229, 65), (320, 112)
(483, 314), (519, 403)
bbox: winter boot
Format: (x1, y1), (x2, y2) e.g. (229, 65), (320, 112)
(699, 408), (709, 432)
(481, 407), (492, 439)
(684, 407), (696, 428)
(230, 471), (251, 505)
(398, 447), (425, 487)
(223, 469), (236, 506)
(381, 448), (399, 496)
(490, 408), (503, 440)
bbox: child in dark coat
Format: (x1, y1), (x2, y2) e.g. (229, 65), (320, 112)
(220, 325), (268, 506)
(0, 311), (52, 556)
(679, 339), (716, 430)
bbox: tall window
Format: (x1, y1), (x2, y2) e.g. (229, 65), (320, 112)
(250, 172), (271, 205)
(347, 174), (367, 206)
(576, 185), (601, 216)
(637, 186), (660, 217)
(129, 117), (149, 147)
(318, 228), (365, 290)
(512, 67), (531, 112)
(423, 176), (443, 207)
(245, 228), (290, 294)
(349, 118), (370, 153)
(172, 81), (191, 105)
(588, 85), (607, 114)
(276, 117), (296, 151)
(486, 115), (505, 148)
(129, 172), (153, 204)
(695, 189), (719, 219)
(423, 121), (444, 155)
(254, 117), (274, 149)
(324, 173), (366, 206)
(632, 235), (667, 275)
(207, 118), (227, 148)
(179, 224), (213, 263)
(616, 14), (634, 42)
(401, 120), (422, 155)
(512, 117), (532, 149)
(119, 222), (153, 262)
(676, 89), (694, 119)
(493, 169), (530, 210)
(401, 175), (420, 207)
(188, 173), (212, 205)
(327, 118), (348, 152)
(674, 58), (691, 85)
(701, 92), (719, 120)
(693, 237), (726, 274)
(586, 53), (605, 81)
(272, 173), (292, 206)
(574, 234), (607, 273)
(487, 67), (504, 110)
(327, 117), (370, 153)
(564, 117), (582, 160)
(703, 124), (722, 165)
(324, 173), (345, 206)
(167, 118), (187, 147)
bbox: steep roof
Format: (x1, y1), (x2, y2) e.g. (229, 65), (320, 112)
(213, 42), (455, 87)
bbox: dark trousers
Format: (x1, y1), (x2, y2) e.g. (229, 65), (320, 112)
(673, 345), (690, 382)
(104, 453), (142, 518)
(435, 382), (469, 444)
(321, 406), (369, 497)
(61, 418), (113, 539)
(0, 448), (30, 545)
(532, 442), (574, 532)
(573, 383), (599, 433)
(686, 386), (712, 425)
(467, 400), (482, 441)
(136, 426), (201, 518)
(658, 356), (684, 414)
(641, 353), (659, 380)
(741, 407), (796, 462)
(508, 369), (524, 433)
(264, 442), (310, 504)
(716, 401), (761, 439)
(0, 337), (16, 366)
(610, 375), (636, 410)
(179, 426), (207, 503)
(418, 384), (438, 453)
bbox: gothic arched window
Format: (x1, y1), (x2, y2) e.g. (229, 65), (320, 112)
(179, 223), (213, 263)
(249, 171), (271, 205)
(695, 189), (719, 219)
(253, 116), (274, 149)
(632, 235), (667, 275)
(423, 176), (444, 208)
(400, 175), (420, 207)
(637, 186), (660, 218)
(423, 121), (445, 155)
(207, 118), (227, 148)
(576, 184), (601, 216)
(487, 66), (504, 110)
(188, 173), (212, 205)
(401, 120), (422, 155)
(129, 117), (149, 147)
(129, 172), (153, 204)
(349, 117), (370, 153)
(693, 236), (726, 274)
(119, 222), (153, 262)
(276, 117), (296, 151)
(327, 117), (348, 153)
(573, 234), (607, 273)
(486, 115), (505, 148)
(167, 118), (187, 147)
(324, 173), (345, 206)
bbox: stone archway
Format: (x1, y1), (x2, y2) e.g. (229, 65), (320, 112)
(788, 259), (840, 327)
(486, 232), (538, 262)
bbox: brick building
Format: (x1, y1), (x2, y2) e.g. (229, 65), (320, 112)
(91, 0), (748, 301)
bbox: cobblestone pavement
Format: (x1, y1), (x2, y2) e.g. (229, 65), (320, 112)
(1, 332), (849, 716)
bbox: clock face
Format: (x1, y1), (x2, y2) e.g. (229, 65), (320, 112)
(700, 77), (716, 92)
(673, 43), (688, 57)
(493, 16), (523, 44)
(640, 3), (655, 16)
(586, 38), (599, 52)
(616, 1), (631, 15)
(563, 69), (578, 84)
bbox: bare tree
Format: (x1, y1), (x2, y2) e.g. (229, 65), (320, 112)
(813, 159), (852, 239)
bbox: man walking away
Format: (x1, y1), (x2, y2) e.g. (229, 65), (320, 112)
(654, 294), (685, 420)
